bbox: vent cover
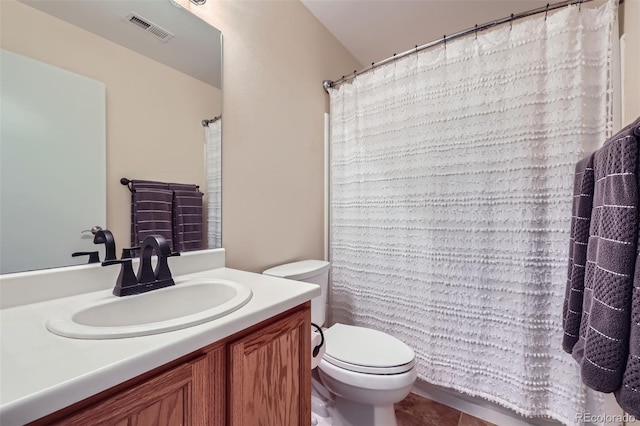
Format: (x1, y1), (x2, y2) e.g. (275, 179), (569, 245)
(125, 13), (174, 42)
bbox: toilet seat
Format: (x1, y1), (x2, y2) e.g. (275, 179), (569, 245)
(322, 323), (415, 375)
(319, 358), (418, 392)
(323, 353), (414, 374)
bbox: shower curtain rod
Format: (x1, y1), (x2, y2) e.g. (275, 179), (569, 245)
(323, 0), (605, 92)
(202, 114), (221, 127)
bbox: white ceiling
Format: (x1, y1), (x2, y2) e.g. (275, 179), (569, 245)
(20, 0), (221, 89)
(301, 0), (555, 69)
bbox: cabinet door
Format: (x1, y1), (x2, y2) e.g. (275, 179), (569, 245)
(49, 355), (211, 426)
(229, 306), (311, 426)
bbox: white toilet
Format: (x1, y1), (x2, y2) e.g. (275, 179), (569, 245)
(263, 260), (417, 426)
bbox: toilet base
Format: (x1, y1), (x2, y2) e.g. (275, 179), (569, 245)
(312, 413), (333, 426)
(312, 373), (334, 425)
(317, 358), (416, 426)
(333, 398), (396, 426)
(312, 391), (332, 420)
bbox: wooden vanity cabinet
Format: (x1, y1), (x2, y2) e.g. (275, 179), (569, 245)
(29, 303), (310, 426)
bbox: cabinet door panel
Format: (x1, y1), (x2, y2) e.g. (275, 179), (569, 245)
(129, 387), (186, 426)
(49, 356), (207, 426)
(229, 307), (310, 426)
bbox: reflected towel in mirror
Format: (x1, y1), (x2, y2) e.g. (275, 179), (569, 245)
(170, 186), (204, 252)
(131, 182), (174, 251)
(129, 179), (203, 253)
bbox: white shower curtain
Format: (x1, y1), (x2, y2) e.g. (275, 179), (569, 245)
(329, 2), (618, 424)
(205, 119), (222, 248)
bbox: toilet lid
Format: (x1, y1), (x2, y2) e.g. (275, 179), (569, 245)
(323, 324), (415, 374)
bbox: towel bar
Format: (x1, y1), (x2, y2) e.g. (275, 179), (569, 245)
(120, 178), (200, 192)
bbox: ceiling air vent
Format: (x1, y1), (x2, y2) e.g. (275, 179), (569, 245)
(125, 13), (174, 42)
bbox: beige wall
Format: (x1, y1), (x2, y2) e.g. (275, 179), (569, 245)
(622, 0), (640, 122)
(185, 0), (361, 272)
(0, 0), (221, 249)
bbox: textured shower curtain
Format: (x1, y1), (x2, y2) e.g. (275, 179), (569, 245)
(329, 3), (617, 424)
(205, 119), (222, 248)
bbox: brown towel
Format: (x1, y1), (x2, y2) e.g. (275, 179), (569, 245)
(131, 187), (174, 251)
(563, 155), (594, 353)
(168, 182), (199, 192)
(171, 189), (204, 252)
(566, 119), (640, 396)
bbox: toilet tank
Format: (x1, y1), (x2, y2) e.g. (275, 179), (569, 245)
(263, 260), (330, 326)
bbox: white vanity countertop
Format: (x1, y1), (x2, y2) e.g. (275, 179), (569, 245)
(0, 264), (320, 425)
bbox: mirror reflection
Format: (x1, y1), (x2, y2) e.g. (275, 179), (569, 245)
(0, 0), (222, 274)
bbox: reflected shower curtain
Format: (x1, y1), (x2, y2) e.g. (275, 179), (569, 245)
(205, 119), (222, 248)
(329, 2), (617, 424)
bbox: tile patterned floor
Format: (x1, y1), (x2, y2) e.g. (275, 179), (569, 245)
(395, 393), (495, 426)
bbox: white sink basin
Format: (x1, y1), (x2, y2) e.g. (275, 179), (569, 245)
(46, 278), (252, 339)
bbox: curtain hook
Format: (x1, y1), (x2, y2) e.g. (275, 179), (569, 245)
(545, 3), (549, 20)
(443, 34), (446, 49)
(475, 24), (478, 39)
(579, 0), (583, 11)
(510, 13), (514, 30)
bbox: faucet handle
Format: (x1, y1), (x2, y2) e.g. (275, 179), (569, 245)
(121, 246), (141, 259)
(101, 259), (128, 267)
(71, 251), (100, 264)
(81, 226), (103, 235)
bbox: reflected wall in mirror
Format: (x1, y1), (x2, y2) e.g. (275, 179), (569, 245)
(0, 0), (222, 274)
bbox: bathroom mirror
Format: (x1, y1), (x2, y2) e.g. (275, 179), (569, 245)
(0, 0), (222, 274)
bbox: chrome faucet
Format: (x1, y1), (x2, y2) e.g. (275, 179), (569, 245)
(102, 234), (179, 297)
